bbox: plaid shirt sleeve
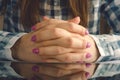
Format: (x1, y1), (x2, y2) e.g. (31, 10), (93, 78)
(91, 0), (120, 78)
(0, 31), (26, 61)
(91, 0), (120, 63)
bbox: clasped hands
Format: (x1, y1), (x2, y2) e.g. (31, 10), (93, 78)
(12, 16), (99, 63)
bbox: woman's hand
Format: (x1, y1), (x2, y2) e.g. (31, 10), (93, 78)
(40, 35), (99, 63)
(31, 17), (99, 63)
(11, 17), (89, 62)
(30, 17), (99, 63)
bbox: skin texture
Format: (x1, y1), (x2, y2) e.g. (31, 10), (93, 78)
(11, 17), (99, 63)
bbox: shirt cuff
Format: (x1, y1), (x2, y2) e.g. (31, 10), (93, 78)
(90, 35), (106, 62)
(90, 34), (120, 63)
(4, 33), (26, 61)
(89, 34), (120, 78)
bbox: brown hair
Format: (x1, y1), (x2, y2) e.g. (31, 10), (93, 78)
(19, 0), (40, 27)
(1, 0), (111, 34)
(20, 0), (88, 27)
(69, 0), (88, 27)
(1, 0), (88, 27)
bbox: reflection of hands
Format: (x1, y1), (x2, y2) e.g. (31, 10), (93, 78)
(11, 63), (97, 80)
(50, 63), (97, 79)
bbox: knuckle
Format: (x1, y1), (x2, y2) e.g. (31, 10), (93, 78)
(79, 25), (87, 34)
(55, 47), (65, 54)
(39, 47), (45, 55)
(81, 64), (86, 70)
(52, 28), (64, 37)
(68, 22), (75, 30)
(64, 54), (72, 61)
(48, 19), (56, 24)
(81, 54), (85, 62)
(52, 28), (60, 34)
(47, 19), (52, 24)
(82, 39), (87, 48)
(67, 37), (74, 47)
(81, 28), (85, 34)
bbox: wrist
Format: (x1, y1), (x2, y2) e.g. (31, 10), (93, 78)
(11, 38), (21, 60)
(85, 35), (100, 62)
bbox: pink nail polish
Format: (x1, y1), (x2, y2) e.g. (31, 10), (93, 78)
(85, 72), (90, 78)
(85, 30), (89, 35)
(86, 63), (91, 68)
(31, 35), (36, 42)
(32, 65), (39, 72)
(32, 48), (39, 54)
(86, 42), (91, 48)
(31, 26), (36, 31)
(86, 53), (91, 59)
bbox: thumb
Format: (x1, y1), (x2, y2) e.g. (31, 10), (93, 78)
(42, 16), (50, 20)
(43, 16), (81, 24)
(68, 16), (80, 24)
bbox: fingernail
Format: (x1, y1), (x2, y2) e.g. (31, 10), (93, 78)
(86, 42), (91, 48)
(32, 65), (39, 72)
(31, 26), (36, 31)
(85, 30), (89, 35)
(86, 63), (91, 68)
(85, 72), (90, 78)
(86, 53), (92, 59)
(31, 35), (37, 42)
(32, 48), (39, 54)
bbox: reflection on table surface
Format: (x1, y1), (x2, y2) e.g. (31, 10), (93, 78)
(0, 61), (120, 80)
